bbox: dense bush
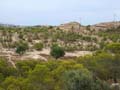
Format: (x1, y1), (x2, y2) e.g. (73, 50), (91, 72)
(15, 41), (29, 55)
(105, 43), (120, 53)
(50, 44), (65, 59)
(0, 53), (117, 90)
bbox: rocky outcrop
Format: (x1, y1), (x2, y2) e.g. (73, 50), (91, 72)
(91, 21), (120, 31)
(59, 22), (81, 32)
(58, 21), (120, 32)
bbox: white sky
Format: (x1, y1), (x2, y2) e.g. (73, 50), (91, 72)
(0, 0), (120, 25)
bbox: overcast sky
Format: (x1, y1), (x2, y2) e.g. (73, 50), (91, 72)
(0, 0), (120, 25)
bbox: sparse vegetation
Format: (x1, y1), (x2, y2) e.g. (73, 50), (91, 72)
(0, 44), (120, 90)
(0, 22), (120, 90)
(33, 43), (44, 51)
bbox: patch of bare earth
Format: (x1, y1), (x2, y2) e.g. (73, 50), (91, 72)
(0, 48), (92, 67)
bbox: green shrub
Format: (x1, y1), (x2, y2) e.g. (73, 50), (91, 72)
(33, 43), (44, 51)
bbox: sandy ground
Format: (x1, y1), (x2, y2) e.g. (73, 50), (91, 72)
(1, 48), (92, 60)
(26, 48), (92, 59)
(0, 48), (92, 67)
(65, 51), (92, 57)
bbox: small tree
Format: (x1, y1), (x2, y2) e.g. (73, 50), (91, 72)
(50, 44), (65, 59)
(16, 42), (29, 55)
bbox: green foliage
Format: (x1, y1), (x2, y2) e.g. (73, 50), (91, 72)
(77, 52), (120, 83)
(62, 69), (93, 90)
(33, 43), (44, 51)
(0, 73), (4, 83)
(50, 44), (65, 59)
(1, 76), (27, 90)
(16, 41), (29, 55)
(28, 64), (54, 90)
(98, 27), (120, 43)
(62, 69), (110, 90)
(0, 58), (17, 78)
(105, 43), (120, 53)
(16, 60), (39, 77)
(0, 58), (112, 90)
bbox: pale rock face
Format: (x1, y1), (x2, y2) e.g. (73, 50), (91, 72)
(58, 21), (120, 33)
(59, 22), (81, 32)
(91, 21), (120, 31)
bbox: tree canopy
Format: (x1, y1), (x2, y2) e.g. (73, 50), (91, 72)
(16, 41), (29, 55)
(50, 44), (65, 59)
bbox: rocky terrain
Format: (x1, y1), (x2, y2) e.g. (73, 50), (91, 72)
(0, 21), (120, 65)
(0, 21), (120, 90)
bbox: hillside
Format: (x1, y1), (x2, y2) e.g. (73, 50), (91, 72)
(0, 21), (120, 90)
(0, 21), (120, 62)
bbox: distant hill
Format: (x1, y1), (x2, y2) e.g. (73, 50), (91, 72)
(59, 22), (81, 31)
(91, 21), (120, 31)
(58, 21), (120, 32)
(1, 21), (120, 31)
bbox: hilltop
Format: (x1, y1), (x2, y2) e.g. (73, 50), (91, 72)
(58, 21), (120, 31)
